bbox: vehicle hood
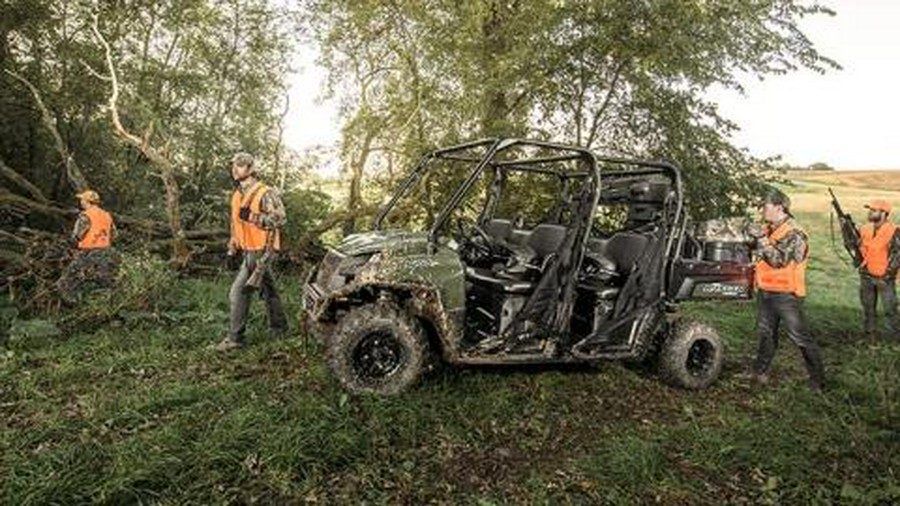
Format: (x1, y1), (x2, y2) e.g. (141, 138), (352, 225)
(337, 229), (432, 257)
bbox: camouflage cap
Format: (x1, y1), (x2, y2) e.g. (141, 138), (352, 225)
(76, 189), (101, 204)
(760, 188), (791, 215)
(231, 152), (255, 170)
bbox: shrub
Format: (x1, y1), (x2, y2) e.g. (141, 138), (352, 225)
(60, 252), (176, 331)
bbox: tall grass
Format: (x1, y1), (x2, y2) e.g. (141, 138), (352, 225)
(1, 181), (898, 504)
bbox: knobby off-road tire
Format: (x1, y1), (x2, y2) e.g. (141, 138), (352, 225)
(327, 302), (430, 395)
(659, 319), (723, 390)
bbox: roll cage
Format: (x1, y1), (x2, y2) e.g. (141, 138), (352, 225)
(374, 138), (685, 293)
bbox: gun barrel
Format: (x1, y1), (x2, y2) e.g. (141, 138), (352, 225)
(829, 187), (845, 214)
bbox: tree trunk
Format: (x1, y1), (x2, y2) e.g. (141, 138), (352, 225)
(4, 69), (90, 191)
(91, 13), (190, 266)
(479, 0), (518, 137)
(0, 157), (48, 204)
(342, 128), (376, 235)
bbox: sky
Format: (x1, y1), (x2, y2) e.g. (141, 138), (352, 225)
(282, 0), (900, 172)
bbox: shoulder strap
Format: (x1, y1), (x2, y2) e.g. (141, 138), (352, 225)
(769, 220), (791, 241)
(240, 182), (265, 209)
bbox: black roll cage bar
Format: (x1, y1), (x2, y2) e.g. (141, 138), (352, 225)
(373, 138), (684, 268)
(373, 138), (599, 243)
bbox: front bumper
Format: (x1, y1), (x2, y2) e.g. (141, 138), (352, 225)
(301, 279), (332, 342)
(302, 270), (323, 314)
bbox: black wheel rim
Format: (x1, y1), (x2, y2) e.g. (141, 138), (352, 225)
(686, 339), (715, 378)
(351, 329), (408, 383)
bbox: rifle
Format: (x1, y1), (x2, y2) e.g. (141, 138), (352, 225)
(828, 187), (863, 267)
(246, 229), (276, 289)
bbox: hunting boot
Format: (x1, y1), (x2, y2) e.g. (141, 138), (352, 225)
(210, 336), (243, 352)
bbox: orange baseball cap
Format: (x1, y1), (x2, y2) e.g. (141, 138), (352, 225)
(865, 199), (892, 213)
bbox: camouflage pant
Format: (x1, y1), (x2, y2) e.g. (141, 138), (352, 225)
(57, 248), (121, 304)
(860, 273), (899, 337)
(228, 251), (288, 342)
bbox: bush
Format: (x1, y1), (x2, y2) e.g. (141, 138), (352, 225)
(282, 188), (333, 240)
(60, 252), (176, 331)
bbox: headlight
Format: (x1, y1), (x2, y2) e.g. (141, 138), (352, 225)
(321, 253), (375, 289)
(338, 254), (374, 277)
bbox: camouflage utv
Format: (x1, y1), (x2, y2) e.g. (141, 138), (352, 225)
(303, 139), (755, 395)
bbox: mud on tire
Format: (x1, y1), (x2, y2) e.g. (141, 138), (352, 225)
(327, 302), (429, 395)
(659, 319), (723, 390)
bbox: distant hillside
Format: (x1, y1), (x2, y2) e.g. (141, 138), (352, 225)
(785, 170), (900, 215)
(787, 170), (900, 192)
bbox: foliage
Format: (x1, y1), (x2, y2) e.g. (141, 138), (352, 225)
(0, 182), (897, 504)
(307, 0), (838, 222)
(808, 162), (835, 171)
(282, 188), (333, 236)
(0, 0), (300, 229)
(60, 252), (176, 331)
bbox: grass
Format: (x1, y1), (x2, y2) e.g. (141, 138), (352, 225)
(2, 176), (899, 504)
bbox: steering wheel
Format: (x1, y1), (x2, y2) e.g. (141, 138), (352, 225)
(455, 218), (496, 264)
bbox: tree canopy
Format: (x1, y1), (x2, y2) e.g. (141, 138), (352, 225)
(2, 0), (837, 297)
(306, 0), (837, 222)
(1, 0), (300, 228)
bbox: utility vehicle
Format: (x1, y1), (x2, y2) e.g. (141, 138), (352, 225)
(303, 139), (754, 395)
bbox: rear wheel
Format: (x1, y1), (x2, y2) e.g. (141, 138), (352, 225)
(659, 319), (723, 389)
(327, 302), (429, 395)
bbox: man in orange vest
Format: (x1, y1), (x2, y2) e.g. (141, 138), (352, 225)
(858, 199), (899, 339)
(749, 189), (825, 390)
(57, 189), (119, 303)
(212, 152), (288, 352)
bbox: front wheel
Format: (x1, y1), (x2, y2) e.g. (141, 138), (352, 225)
(327, 302), (429, 395)
(658, 319), (723, 390)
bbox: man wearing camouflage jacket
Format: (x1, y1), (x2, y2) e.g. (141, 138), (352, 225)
(749, 189), (825, 391)
(212, 152), (288, 352)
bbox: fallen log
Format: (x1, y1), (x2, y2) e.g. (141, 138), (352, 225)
(0, 158), (48, 204)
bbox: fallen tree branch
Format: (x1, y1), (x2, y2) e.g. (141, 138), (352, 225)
(0, 189), (222, 243)
(0, 157), (48, 204)
(90, 12), (190, 266)
(0, 189), (71, 223)
(3, 69), (90, 192)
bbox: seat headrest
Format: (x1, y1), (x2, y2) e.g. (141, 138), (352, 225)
(484, 219), (513, 240)
(526, 224), (568, 258)
(630, 181), (671, 203)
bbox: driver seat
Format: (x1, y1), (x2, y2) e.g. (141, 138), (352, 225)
(525, 224), (567, 259)
(465, 266), (536, 294)
(484, 219), (513, 242)
(465, 224), (569, 293)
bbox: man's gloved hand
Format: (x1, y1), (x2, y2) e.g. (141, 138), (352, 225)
(238, 207), (252, 221)
(745, 222), (765, 240)
(745, 223), (768, 250)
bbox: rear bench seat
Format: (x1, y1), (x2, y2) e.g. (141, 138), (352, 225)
(586, 232), (650, 277)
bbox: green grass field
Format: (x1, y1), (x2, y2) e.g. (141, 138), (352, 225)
(2, 174), (898, 505)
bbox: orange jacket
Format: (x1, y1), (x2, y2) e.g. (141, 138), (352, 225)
(230, 183), (281, 252)
(860, 222), (897, 277)
(755, 220), (808, 297)
(77, 206), (113, 250)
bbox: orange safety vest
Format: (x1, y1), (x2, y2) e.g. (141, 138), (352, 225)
(77, 206), (113, 250)
(230, 182), (281, 252)
(860, 222), (897, 277)
(755, 220), (808, 297)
